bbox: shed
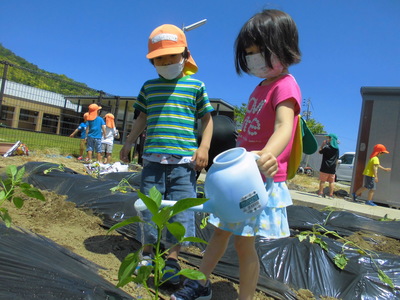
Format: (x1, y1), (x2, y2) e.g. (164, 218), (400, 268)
(353, 87), (400, 208)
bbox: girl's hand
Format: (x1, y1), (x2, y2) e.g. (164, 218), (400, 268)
(253, 151), (278, 178)
(386, 167), (391, 172)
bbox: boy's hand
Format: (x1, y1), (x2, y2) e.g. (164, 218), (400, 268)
(253, 151), (278, 178)
(120, 145), (131, 163)
(375, 177), (379, 183)
(192, 146), (209, 172)
(386, 167), (391, 172)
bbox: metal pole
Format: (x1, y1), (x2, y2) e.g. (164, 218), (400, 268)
(0, 62), (10, 119)
(183, 19), (207, 32)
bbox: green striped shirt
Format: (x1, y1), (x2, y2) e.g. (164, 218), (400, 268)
(134, 75), (214, 156)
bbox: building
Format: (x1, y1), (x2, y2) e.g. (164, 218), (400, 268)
(0, 79), (81, 135)
(0, 79), (236, 143)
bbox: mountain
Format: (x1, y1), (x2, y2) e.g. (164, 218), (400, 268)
(0, 43), (97, 96)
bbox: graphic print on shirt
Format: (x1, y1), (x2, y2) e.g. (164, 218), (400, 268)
(241, 97), (265, 136)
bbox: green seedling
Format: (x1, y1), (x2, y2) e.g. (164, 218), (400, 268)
(0, 165), (45, 227)
(297, 224), (394, 288)
(200, 214), (209, 230)
(378, 214), (398, 222)
(108, 186), (209, 299)
(109, 175), (138, 194)
(43, 163), (65, 174)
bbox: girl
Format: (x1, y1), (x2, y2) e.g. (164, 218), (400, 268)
(171, 9), (301, 300)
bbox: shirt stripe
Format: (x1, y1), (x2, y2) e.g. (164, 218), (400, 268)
(134, 76), (214, 156)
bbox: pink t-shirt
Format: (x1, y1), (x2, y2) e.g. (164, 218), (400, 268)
(237, 74), (301, 182)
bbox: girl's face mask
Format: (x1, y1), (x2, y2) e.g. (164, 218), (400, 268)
(155, 58), (185, 80)
(245, 53), (284, 78)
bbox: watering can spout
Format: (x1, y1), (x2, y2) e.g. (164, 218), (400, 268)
(134, 199), (207, 213)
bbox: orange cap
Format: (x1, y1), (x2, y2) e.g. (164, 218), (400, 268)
(370, 144), (389, 158)
(87, 104), (102, 121)
(105, 113), (115, 128)
(83, 112), (89, 121)
(146, 24), (198, 75)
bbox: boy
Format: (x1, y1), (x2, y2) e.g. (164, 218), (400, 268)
(85, 103), (106, 162)
(317, 133), (339, 199)
(101, 113), (119, 164)
(353, 144), (391, 206)
(69, 112), (88, 160)
(120, 24), (214, 286)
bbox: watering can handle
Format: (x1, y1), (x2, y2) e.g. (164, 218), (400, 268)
(250, 151), (274, 191)
(250, 152), (260, 161)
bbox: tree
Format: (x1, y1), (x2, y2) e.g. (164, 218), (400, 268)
(234, 103), (247, 127)
(234, 103), (325, 135)
(305, 118), (325, 135)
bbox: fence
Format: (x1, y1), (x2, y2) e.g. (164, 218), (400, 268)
(0, 60), (137, 158)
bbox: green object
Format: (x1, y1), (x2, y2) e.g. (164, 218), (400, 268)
(301, 116), (318, 155)
(326, 133), (339, 149)
(287, 115), (318, 179)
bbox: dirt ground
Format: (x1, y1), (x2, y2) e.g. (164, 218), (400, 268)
(1, 153), (399, 300)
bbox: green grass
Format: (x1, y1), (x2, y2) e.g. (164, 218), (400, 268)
(0, 127), (124, 162)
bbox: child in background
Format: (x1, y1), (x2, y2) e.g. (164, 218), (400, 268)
(69, 112), (88, 160)
(317, 133), (339, 199)
(85, 103), (106, 162)
(101, 113), (119, 164)
(353, 144), (391, 206)
(120, 24), (214, 286)
(172, 9), (301, 300)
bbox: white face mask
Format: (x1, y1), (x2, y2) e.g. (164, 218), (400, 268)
(155, 58), (185, 80)
(245, 53), (284, 78)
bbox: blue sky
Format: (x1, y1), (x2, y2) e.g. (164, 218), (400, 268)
(1, 0), (399, 154)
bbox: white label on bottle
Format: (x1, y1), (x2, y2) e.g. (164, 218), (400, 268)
(239, 191), (262, 214)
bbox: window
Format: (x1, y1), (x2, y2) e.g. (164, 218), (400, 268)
(19, 109), (31, 121)
(340, 154), (354, 164)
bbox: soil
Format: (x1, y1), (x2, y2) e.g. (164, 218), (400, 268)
(1, 153), (399, 300)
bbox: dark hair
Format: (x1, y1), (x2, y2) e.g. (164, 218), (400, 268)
(149, 48), (189, 65)
(235, 9), (301, 75)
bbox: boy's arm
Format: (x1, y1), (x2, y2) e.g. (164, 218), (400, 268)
(378, 165), (391, 172)
(120, 112), (147, 162)
(102, 125), (106, 139)
(373, 164), (379, 182)
(192, 113), (213, 171)
(69, 129), (79, 137)
(318, 140), (327, 154)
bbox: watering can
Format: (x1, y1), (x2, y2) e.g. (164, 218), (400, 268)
(134, 147), (272, 223)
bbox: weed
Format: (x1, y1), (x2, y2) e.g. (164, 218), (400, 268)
(0, 165), (45, 227)
(297, 224), (394, 288)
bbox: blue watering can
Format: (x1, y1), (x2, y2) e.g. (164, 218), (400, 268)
(134, 147), (272, 223)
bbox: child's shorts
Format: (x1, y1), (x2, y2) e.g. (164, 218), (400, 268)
(86, 137), (102, 153)
(319, 171), (335, 183)
(364, 175), (376, 190)
(101, 143), (113, 154)
(208, 181), (292, 239)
